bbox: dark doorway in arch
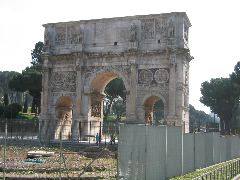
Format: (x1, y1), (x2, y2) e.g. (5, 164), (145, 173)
(153, 99), (164, 124)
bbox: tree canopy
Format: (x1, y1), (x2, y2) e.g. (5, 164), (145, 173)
(103, 78), (126, 121)
(200, 78), (236, 133)
(0, 71), (20, 103)
(31, 42), (44, 65)
(8, 42), (43, 114)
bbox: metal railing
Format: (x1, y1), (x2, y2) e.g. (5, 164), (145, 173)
(193, 158), (240, 180)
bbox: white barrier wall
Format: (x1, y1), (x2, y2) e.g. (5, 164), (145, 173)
(183, 133), (194, 174)
(118, 124), (240, 180)
(146, 126), (166, 180)
(166, 127), (183, 178)
(118, 124), (146, 180)
(213, 132), (221, 164)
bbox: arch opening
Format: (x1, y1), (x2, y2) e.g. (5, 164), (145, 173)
(87, 71), (126, 138)
(89, 71), (127, 121)
(144, 95), (165, 125)
(55, 96), (73, 140)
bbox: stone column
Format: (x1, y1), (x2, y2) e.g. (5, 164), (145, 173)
(167, 53), (177, 124)
(40, 53), (51, 140)
(41, 53), (50, 117)
(127, 60), (137, 122)
(175, 58), (185, 126)
(72, 55), (82, 140)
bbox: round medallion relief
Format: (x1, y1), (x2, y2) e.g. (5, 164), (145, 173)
(138, 69), (153, 84)
(154, 69), (169, 83)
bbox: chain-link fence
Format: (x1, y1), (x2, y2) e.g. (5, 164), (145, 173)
(0, 118), (118, 179)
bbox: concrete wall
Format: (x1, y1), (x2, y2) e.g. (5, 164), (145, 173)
(183, 133), (194, 174)
(118, 124), (240, 180)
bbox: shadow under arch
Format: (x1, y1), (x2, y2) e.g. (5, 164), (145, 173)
(55, 96), (73, 140)
(144, 95), (165, 125)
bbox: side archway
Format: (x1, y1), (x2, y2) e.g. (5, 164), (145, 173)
(55, 96), (73, 140)
(143, 95), (166, 125)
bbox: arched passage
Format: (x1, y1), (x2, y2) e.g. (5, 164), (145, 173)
(90, 72), (119, 120)
(55, 96), (73, 140)
(144, 95), (165, 125)
(85, 71), (127, 137)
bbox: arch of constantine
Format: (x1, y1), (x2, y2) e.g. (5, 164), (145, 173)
(39, 12), (193, 140)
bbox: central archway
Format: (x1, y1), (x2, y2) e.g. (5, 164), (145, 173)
(86, 71), (127, 138)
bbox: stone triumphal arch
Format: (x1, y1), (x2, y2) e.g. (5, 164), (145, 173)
(40, 12), (193, 140)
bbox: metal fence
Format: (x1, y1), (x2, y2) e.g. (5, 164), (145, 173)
(0, 119), (118, 179)
(193, 158), (240, 180)
(0, 119), (38, 140)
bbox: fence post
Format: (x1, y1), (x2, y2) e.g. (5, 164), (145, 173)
(79, 121), (81, 141)
(59, 130), (62, 180)
(193, 131), (196, 170)
(3, 120), (7, 180)
(99, 122), (102, 144)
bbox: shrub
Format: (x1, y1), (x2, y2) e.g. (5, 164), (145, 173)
(4, 103), (22, 118)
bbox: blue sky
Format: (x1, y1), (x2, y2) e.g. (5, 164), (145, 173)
(1, 0), (240, 113)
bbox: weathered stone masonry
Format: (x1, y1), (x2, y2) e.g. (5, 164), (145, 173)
(40, 12), (193, 140)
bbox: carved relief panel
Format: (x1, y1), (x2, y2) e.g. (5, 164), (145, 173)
(155, 18), (168, 37)
(138, 68), (169, 86)
(67, 25), (83, 44)
(55, 26), (66, 45)
(51, 71), (76, 92)
(141, 19), (155, 40)
(91, 100), (101, 118)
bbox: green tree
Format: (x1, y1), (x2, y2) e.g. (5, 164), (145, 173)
(112, 98), (126, 121)
(153, 100), (164, 124)
(31, 41), (44, 65)
(200, 78), (236, 133)
(22, 66), (42, 113)
(3, 93), (9, 107)
(9, 42), (43, 114)
(230, 61), (240, 130)
(189, 104), (216, 132)
(9, 66), (42, 114)
(0, 104), (4, 117)
(103, 78), (126, 120)
(4, 103), (22, 118)
(0, 71), (21, 104)
(23, 95), (28, 113)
